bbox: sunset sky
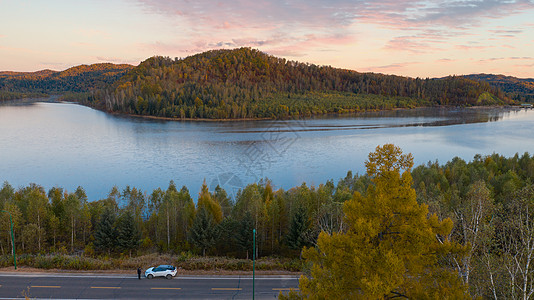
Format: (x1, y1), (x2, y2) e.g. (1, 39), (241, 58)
(1, 0), (533, 78)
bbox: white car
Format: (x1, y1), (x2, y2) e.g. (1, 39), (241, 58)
(144, 265), (177, 279)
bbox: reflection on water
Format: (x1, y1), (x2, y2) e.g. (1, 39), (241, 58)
(0, 99), (532, 200)
(223, 108), (512, 133)
(0, 96), (60, 106)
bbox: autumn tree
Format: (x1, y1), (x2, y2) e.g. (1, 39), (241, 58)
(64, 192), (81, 252)
(298, 144), (469, 299)
(197, 181), (223, 223)
(22, 185), (49, 252)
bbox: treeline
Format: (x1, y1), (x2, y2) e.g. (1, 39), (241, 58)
(0, 63), (133, 95)
(2, 151), (534, 297)
(464, 73), (534, 103)
(0, 91), (48, 101)
(0, 178), (359, 260)
(411, 153), (534, 298)
(83, 48), (512, 119)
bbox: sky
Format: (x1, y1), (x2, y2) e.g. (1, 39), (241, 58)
(1, 0), (533, 78)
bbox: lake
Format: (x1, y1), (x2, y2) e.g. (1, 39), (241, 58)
(1, 98), (533, 200)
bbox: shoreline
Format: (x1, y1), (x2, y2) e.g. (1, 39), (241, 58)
(4, 96), (520, 122)
(96, 104), (517, 122)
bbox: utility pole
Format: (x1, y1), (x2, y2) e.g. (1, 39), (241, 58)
(253, 228), (256, 300)
(1, 210), (16, 270)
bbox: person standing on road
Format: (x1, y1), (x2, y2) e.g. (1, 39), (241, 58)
(137, 267), (142, 280)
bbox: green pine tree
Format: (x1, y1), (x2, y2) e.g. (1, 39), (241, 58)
(117, 210), (141, 257)
(236, 211), (254, 259)
(188, 208), (218, 256)
(94, 208), (117, 255)
(285, 206), (312, 251)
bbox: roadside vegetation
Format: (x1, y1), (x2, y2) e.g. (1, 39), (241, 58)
(0, 253), (301, 273)
(2, 146), (534, 297)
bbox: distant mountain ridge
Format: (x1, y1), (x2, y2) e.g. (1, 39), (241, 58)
(0, 63), (134, 94)
(463, 74), (534, 102)
(0, 69), (57, 78)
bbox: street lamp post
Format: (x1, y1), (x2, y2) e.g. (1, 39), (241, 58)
(1, 210), (16, 270)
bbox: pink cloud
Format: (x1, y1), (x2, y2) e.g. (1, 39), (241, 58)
(133, 1), (534, 39)
(265, 48), (307, 58)
(385, 36), (429, 53)
(265, 34), (356, 58)
(455, 45), (494, 51)
(384, 35), (446, 53)
(411, 0), (533, 28)
(435, 58), (455, 63)
(95, 56), (140, 65)
(478, 57), (505, 62)
(476, 57), (534, 65)
(142, 32), (355, 60)
(510, 57), (534, 60)
(487, 29), (523, 40)
(131, 0), (534, 61)
(361, 61), (420, 74)
(514, 63), (534, 68)
(384, 29), (454, 53)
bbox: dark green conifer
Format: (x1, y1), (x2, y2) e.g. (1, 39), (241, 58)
(94, 208), (117, 255)
(188, 208), (218, 256)
(117, 210), (141, 256)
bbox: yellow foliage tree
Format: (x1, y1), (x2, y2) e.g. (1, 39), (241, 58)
(197, 180), (223, 223)
(297, 144), (469, 299)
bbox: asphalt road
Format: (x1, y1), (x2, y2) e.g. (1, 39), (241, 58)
(0, 273), (299, 299)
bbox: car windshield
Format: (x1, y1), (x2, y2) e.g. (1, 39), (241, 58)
(157, 265), (174, 270)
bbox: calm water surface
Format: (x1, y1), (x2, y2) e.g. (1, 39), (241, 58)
(1, 99), (533, 200)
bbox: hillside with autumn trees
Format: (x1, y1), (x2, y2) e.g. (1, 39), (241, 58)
(0, 48), (520, 119)
(2, 48), (517, 118)
(0, 63), (133, 100)
(82, 48), (510, 119)
(464, 73), (534, 103)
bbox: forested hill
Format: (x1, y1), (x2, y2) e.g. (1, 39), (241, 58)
(463, 74), (534, 102)
(90, 48), (512, 119)
(0, 63), (133, 100)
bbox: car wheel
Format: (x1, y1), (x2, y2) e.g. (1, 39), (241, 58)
(166, 274), (172, 280)
(147, 274), (153, 279)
